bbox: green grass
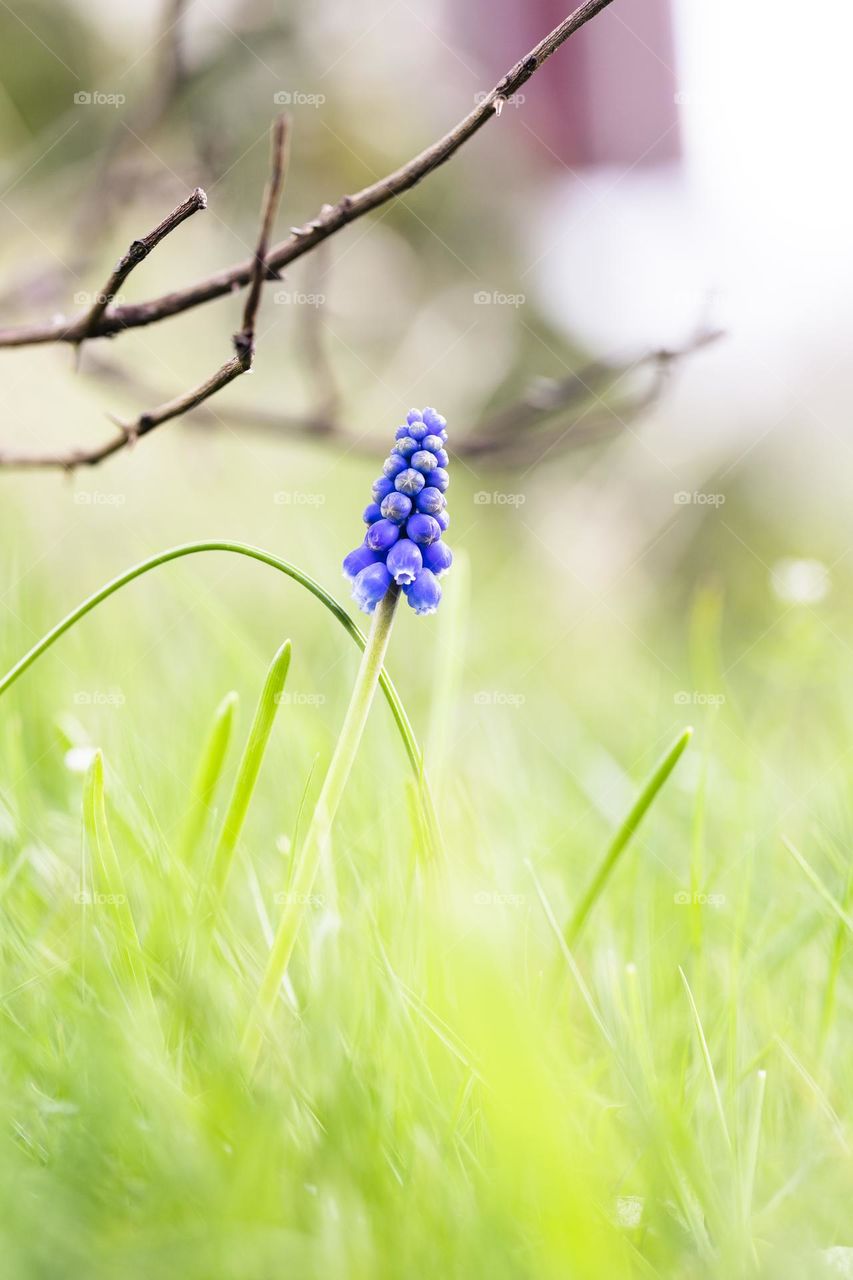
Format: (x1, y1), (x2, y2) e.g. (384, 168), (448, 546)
(1, 453), (852, 1280)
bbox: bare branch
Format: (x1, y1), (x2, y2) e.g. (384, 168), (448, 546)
(0, 119), (289, 471)
(0, 0), (616, 350)
(46, 326), (721, 475)
(77, 187), (208, 345)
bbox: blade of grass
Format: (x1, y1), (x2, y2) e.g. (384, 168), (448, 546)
(176, 690), (238, 866)
(679, 965), (732, 1154)
(565, 727), (692, 944)
(82, 751), (155, 1014)
(210, 641), (291, 897)
(782, 836), (853, 932)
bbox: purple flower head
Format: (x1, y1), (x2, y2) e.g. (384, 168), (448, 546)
(343, 409), (452, 614)
(353, 562), (393, 613)
(404, 568), (442, 615)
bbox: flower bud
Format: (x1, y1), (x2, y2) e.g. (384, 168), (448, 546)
(404, 567), (442, 615)
(366, 518), (401, 552)
(353, 562), (392, 613)
(395, 467), (426, 496)
(343, 544), (382, 580)
(380, 491), (412, 524)
(416, 486), (445, 516)
(386, 538), (423, 586)
(422, 540), (452, 577)
(407, 513), (441, 545)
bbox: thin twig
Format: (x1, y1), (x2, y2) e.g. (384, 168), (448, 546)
(78, 187), (208, 344)
(0, 119), (289, 471)
(7, 325), (718, 473)
(0, 0), (617, 349)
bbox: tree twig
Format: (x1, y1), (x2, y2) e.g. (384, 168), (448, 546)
(0, 0), (616, 350)
(21, 325), (718, 474)
(0, 119), (289, 471)
(77, 186), (207, 345)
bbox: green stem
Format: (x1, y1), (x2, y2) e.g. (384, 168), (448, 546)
(0, 539), (424, 782)
(242, 585), (401, 1069)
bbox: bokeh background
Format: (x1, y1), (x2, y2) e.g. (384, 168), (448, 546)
(2, 2), (853, 1276)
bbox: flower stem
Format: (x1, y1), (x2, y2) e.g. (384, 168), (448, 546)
(242, 584), (401, 1070)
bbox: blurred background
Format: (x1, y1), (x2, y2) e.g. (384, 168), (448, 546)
(4, 4), (853, 1274)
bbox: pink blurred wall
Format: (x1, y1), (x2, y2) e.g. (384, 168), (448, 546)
(453, 0), (680, 168)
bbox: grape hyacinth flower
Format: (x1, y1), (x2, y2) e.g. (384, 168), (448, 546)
(344, 408), (452, 616)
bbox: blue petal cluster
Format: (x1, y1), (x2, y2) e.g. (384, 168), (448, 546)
(343, 407), (452, 615)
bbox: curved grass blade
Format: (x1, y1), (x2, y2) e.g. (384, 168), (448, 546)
(210, 641), (291, 897)
(0, 541), (436, 837)
(176, 690), (238, 866)
(565, 727), (692, 945)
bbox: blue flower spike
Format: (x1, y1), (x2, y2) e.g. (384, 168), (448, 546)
(343, 409), (452, 614)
